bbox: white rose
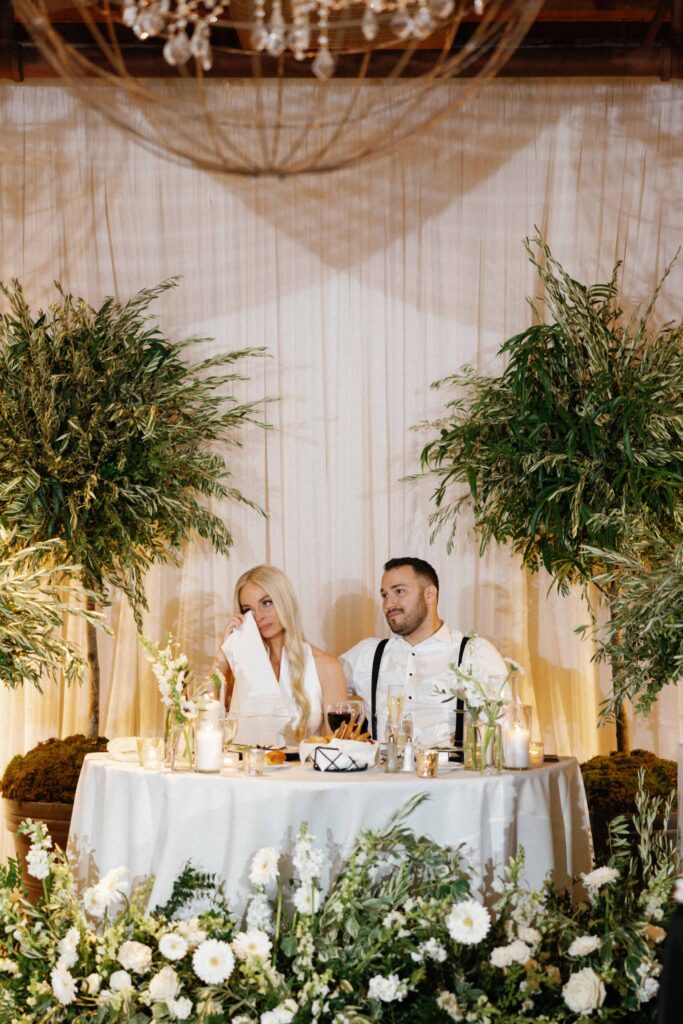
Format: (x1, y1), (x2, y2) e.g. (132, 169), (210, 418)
(118, 940), (153, 974)
(159, 932), (189, 961)
(84, 973), (101, 995)
(169, 996), (193, 1019)
(148, 965), (180, 1003)
(562, 967), (607, 1015)
(368, 973), (407, 1002)
(568, 935), (601, 958)
(110, 969), (133, 992)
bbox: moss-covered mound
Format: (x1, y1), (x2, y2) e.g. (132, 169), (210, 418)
(0, 734), (108, 804)
(580, 748), (678, 818)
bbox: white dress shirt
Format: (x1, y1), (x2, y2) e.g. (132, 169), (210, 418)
(340, 624), (507, 741)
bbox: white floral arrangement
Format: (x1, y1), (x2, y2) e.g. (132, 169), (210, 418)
(140, 633), (200, 725)
(443, 638), (524, 726)
(0, 783), (679, 1024)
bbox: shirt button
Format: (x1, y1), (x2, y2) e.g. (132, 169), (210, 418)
(409, 672), (413, 677)
(408, 695), (413, 700)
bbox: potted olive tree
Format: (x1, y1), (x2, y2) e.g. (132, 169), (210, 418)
(419, 235), (683, 752)
(0, 278), (267, 737)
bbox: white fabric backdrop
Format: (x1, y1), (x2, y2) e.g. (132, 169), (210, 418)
(1, 77), (682, 863)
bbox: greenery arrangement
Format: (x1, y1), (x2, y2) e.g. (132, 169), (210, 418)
(0, 531), (102, 691)
(0, 278), (267, 733)
(582, 532), (683, 720)
(0, 788), (679, 1024)
(0, 735), (108, 805)
(419, 236), (683, 742)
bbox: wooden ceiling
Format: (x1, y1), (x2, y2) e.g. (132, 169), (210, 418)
(1, 0), (682, 80)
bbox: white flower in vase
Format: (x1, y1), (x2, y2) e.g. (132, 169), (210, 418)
(117, 940), (153, 974)
(109, 969), (133, 992)
(562, 967), (606, 1014)
(148, 965), (181, 1003)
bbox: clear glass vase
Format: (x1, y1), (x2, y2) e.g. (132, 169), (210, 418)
(477, 721), (503, 775)
(165, 713), (195, 771)
(463, 717), (481, 771)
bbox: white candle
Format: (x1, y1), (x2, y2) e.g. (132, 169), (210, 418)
(142, 747), (163, 770)
(503, 723), (530, 769)
(196, 724), (223, 772)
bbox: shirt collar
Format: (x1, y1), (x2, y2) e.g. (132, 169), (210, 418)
(387, 621), (453, 649)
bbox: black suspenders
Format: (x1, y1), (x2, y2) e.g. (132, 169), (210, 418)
(370, 633), (470, 742)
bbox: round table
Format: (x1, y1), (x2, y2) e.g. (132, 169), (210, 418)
(68, 754), (593, 912)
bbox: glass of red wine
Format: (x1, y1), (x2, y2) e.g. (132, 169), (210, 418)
(326, 699), (364, 737)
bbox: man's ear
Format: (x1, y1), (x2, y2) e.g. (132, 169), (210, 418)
(424, 584), (438, 608)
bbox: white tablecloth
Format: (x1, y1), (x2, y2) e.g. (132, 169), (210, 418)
(69, 754), (593, 912)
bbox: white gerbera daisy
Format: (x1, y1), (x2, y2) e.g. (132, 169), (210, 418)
(159, 932), (189, 961)
(192, 939), (235, 985)
(581, 866), (619, 891)
(51, 965), (78, 1006)
(249, 847), (280, 887)
(232, 929), (273, 961)
(446, 898), (491, 945)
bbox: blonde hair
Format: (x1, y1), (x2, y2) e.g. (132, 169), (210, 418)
(233, 564), (311, 738)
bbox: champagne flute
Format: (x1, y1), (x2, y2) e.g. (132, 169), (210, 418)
(222, 713), (239, 770)
(387, 685), (405, 730)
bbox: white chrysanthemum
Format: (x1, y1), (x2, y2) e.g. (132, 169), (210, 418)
(518, 926), (541, 946)
(368, 973), (407, 1003)
(26, 847), (49, 880)
(490, 939), (531, 968)
(192, 939), (235, 985)
(83, 973), (101, 995)
(568, 935), (601, 958)
(159, 932), (189, 961)
(260, 997), (298, 1023)
(169, 996), (193, 1019)
(57, 927), (80, 969)
(436, 990), (463, 1021)
(51, 964), (78, 1006)
(562, 967), (606, 1014)
(581, 866), (619, 891)
(118, 940), (153, 974)
(149, 965), (180, 1003)
(446, 898), (491, 945)
(293, 885), (321, 915)
(232, 929), (273, 961)
(246, 893), (274, 933)
(674, 877), (683, 904)
(249, 847), (280, 887)
(110, 969), (133, 992)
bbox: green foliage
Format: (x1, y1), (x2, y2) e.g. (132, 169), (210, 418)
(419, 235), (683, 593)
(0, 530), (103, 690)
(0, 734), (108, 803)
(583, 532), (683, 718)
(0, 278), (267, 623)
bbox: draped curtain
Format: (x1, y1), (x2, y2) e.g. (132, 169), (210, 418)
(1, 77), (682, 863)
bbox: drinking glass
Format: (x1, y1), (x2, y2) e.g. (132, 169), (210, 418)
(326, 699), (364, 736)
(386, 685), (405, 730)
(223, 713), (238, 747)
(244, 747), (265, 776)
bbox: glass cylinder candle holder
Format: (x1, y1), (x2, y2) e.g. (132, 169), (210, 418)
(138, 737), (164, 770)
(244, 747), (265, 776)
(529, 741), (544, 769)
(195, 722), (223, 773)
(502, 704), (531, 770)
(414, 746), (439, 779)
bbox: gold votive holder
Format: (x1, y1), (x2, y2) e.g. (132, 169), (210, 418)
(529, 741), (544, 769)
(414, 747), (439, 779)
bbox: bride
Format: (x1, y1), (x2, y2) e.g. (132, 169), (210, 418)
(214, 564), (348, 744)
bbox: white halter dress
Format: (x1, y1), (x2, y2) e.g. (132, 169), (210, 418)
(222, 611), (324, 747)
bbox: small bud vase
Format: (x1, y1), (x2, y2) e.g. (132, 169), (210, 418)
(165, 713), (195, 771)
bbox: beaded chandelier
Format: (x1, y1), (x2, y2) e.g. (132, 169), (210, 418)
(13, 0), (543, 175)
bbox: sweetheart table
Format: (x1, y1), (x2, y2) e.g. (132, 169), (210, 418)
(68, 754), (593, 913)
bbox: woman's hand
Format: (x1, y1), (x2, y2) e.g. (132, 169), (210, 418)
(221, 614), (245, 644)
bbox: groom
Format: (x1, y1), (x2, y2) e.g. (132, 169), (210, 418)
(340, 557), (506, 741)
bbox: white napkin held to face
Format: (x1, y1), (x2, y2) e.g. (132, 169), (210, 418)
(222, 610), (290, 745)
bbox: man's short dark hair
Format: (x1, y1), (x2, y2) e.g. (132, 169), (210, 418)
(383, 557), (439, 593)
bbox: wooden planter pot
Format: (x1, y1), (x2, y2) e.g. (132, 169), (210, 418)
(3, 798), (73, 902)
